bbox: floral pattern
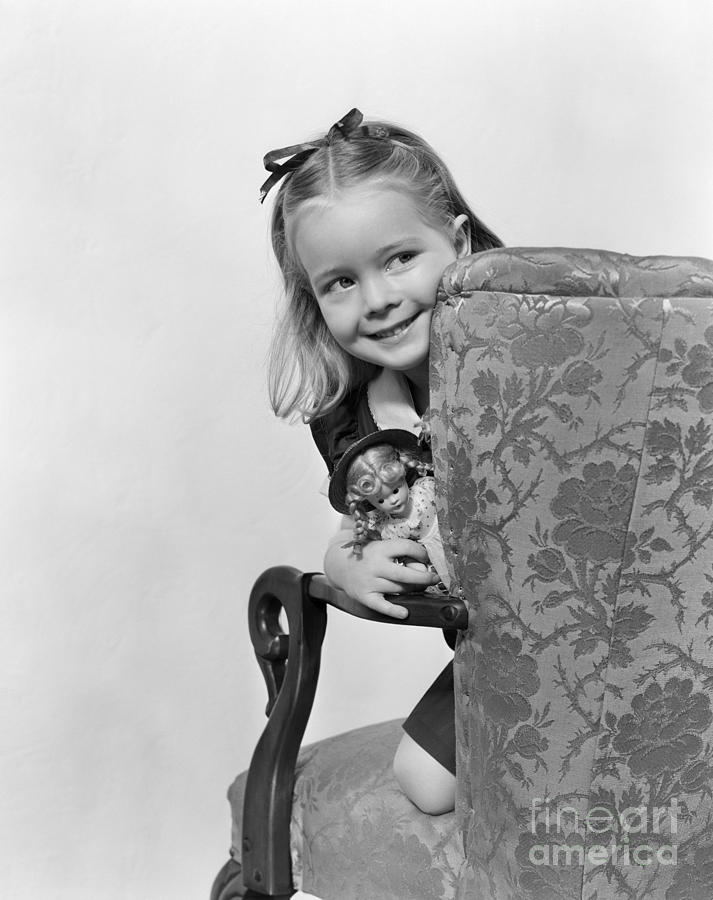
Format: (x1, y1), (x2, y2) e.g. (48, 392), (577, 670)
(228, 720), (463, 900)
(611, 678), (712, 777)
(680, 326), (713, 412)
(430, 247), (713, 899)
(665, 842), (713, 899)
(551, 461), (638, 563)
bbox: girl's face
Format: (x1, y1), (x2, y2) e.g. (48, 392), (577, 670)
(292, 183), (469, 380)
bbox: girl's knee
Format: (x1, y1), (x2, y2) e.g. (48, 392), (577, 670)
(393, 733), (455, 816)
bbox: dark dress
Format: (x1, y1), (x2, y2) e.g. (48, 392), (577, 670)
(310, 385), (456, 774)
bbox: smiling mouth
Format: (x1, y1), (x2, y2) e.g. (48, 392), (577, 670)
(367, 313), (419, 341)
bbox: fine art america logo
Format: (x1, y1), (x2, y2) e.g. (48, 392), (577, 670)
(529, 798), (679, 867)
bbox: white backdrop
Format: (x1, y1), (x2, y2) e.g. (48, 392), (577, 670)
(1, 1), (711, 898)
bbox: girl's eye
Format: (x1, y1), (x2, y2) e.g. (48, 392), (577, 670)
(387, 252), (415, 270)
(326, 276), (354, 293)
(378, 499), (384, 504)
(392, 488), (399, 495)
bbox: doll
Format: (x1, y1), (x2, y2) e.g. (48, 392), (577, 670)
(328, 429), (450, 591)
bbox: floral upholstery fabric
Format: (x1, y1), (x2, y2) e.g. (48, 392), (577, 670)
(228, 720), (463, 899)
(429, 247), (713, 899)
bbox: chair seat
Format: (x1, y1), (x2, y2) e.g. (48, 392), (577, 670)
(228, 720), (463, 900)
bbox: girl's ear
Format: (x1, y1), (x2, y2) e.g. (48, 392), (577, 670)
(451, 214), (471, 258)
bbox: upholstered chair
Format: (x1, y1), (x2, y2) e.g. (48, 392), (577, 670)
(213, 247), (713, 900)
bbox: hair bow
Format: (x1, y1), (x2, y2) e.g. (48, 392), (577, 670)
(259, 108), (378, 203)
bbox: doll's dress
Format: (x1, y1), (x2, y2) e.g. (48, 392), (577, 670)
(368, 476), (450, 589)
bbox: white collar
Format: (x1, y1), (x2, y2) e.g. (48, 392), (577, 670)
(367, 369), (423, 435)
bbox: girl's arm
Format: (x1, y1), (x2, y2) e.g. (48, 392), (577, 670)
(324, 518), (439, 619)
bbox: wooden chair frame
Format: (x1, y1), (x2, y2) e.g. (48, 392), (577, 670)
(210, 566), (468, 900)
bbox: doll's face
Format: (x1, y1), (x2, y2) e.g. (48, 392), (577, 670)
(368, 478), (410, 517)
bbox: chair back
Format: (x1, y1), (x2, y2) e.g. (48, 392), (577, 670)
(429, 247), (713, 899)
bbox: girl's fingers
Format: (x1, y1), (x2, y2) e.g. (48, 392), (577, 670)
(384, 539), (430, 563)
(384, 562), (439, 586)
(363, 592), (409, 619)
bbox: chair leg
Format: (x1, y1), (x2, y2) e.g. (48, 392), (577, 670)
(210, 856), (295, 900)
(210, 857), (244, 900)
(241, 567), (327, 898)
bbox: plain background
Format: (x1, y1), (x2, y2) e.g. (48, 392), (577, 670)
(1, 1), (712, 897)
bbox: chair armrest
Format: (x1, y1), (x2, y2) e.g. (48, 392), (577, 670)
(306, 573), (468, 629)
(229, 566), (468, 899)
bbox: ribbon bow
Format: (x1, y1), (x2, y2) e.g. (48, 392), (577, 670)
(259, 108), (383, 203)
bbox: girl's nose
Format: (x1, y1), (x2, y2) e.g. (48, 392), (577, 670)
(362, 277), (399, 315)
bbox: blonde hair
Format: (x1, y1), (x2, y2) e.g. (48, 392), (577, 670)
(266, 116), (502, 422)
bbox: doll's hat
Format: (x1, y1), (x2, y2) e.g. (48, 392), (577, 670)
(328, 428), (424, 515)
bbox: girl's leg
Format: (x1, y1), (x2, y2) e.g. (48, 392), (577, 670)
(393, 732), (455, 815)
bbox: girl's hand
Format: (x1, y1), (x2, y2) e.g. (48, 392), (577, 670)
(324, 534), (440, 619)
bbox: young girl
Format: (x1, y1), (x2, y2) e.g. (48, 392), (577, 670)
(262, 108), (502, 815)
